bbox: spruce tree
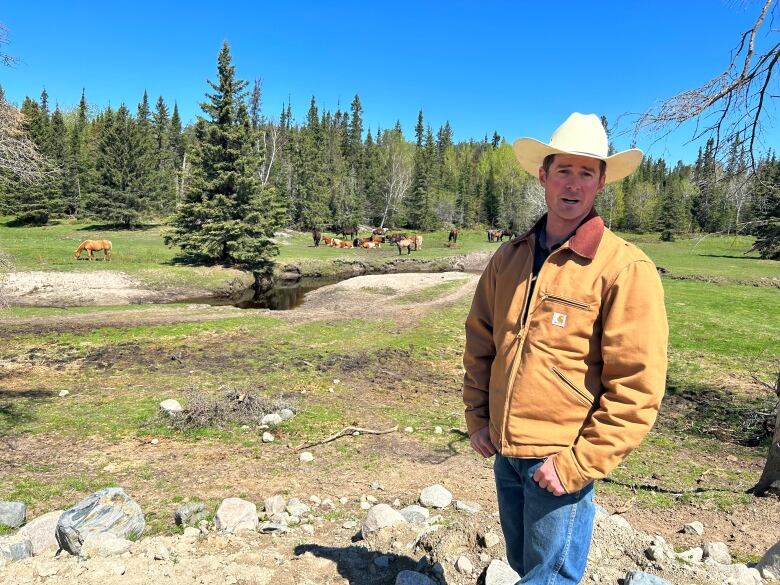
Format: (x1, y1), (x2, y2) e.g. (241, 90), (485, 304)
(749, 153), (780, 259)
(408, 111), (436, 230)
(165, 42), (284, 287)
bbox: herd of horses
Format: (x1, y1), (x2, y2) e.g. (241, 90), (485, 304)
(311, 226), (515, 254)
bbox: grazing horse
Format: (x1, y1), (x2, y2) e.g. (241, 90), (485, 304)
(448, 228), (459, 244)
(412, 235), (423, 251)
(337, 225), (358, 239)
(74, 239), (112, 261)
(312, 229), (322, 247)
(487, 229), (506, 243)
(396, 238), (414, 255)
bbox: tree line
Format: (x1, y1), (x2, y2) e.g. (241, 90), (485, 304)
(1, 42), (778, 264)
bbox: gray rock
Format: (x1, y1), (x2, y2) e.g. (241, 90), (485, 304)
(342, 520), (358, 530)
(682, 521), (704, 535)
(264, 495), (286, 515)
(17, 510), (63, 555)
(419, 484), (452, 508)
(676, 547), (703, 563)
(159, 399), (183, 414)
(484, 559), (521, 585)
(481, 531), (501, 549)
(299, 451), (315, 462)
(174, 502), (206, 527)
(454, 500), (481, 514)
(79, 532), (132, 559)
(395, 570), (436, 585)
(374, 554), (391, 568)
(56, 487), (144, 555)
(720, 564), (762, 585)
(757, 539), (780, 579)
(182, 527), (200, 538)
(703, 541), (732, 564)
(261, 413), (283, 426)
(279, 408), (295, 421)
(0, 535), (33, 562)
(400, 505), (430, 524)
(645, 545), (668, 562)
(0, 501), (26, 529)
(624, 571), (673, 585)
(214, 497), (258, 533)
(455, 555), (474, 574)
(262, 431), (275, 443)
(606, 514), (633, 531)
(362, 504), (407, 535)
(286, 498), (310, 517)
(259, 522), (288, 534)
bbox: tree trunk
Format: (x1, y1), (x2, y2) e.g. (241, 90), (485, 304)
(749, 369), (780, 496)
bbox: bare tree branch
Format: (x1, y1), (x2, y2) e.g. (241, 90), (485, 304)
(0, 99), (48, 185)
(0, 23), (19, 67)
(633, 0), (779, 168)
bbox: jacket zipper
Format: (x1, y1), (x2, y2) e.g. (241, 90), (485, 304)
(541, 293), (590, 311)
(500, 243), (565, 446)
(552, 366), (593, 407)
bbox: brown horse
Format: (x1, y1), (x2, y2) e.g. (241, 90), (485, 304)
(74, 239), (112, 261)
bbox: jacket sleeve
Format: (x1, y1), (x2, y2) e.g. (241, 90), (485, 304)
(553, 259), (668, 493)
(462, 254), (498, 436)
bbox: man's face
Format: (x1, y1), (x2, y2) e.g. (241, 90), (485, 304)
(539, 153), (606, 230)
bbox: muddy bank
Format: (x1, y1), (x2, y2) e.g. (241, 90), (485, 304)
(0, 252), (492, 308)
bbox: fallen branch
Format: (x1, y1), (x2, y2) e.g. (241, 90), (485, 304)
(295, 425), (398, 451)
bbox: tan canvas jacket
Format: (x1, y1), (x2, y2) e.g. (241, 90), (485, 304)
(463, 212), (668, 493)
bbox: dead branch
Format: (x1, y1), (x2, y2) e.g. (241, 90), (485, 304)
(632, 0), (779, 167)
(295, 425), (398, 451)
(0, 99), (49, 184)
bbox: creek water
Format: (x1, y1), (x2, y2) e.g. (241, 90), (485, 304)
(174, 276), (344, 310)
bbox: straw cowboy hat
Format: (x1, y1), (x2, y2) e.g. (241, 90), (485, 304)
(513, 112), (643, 184)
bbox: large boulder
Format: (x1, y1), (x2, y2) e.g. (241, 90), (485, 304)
(0, 501), (26, 529)
(214, 497), (258, 533)
(17, 510), (63, 555)
(0, 535), (33, 562)
(361, 504), (407, 536)
(55, 487), (145, 555)
(757, 539), (780, 580)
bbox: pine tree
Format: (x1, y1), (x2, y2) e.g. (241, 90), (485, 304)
(95, 104), (146, 227)
(290, 96), (329, 228)
(408, 111), (436, 230)
(749, 153), (780, 259)
(151, 95), (176, 213)
(165, 42), (284, 287)
(63, 90), (95, 217)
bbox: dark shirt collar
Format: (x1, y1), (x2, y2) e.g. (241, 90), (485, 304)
(513, 208), (605, 260)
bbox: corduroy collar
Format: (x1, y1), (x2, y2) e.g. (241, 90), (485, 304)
(512, 208), (604, 260)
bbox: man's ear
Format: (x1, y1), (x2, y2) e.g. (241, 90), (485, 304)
(538, 166), (547, 187)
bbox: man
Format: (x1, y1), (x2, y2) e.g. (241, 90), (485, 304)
(462, 113), (668, 584)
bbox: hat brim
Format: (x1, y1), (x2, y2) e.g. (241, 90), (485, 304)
(512, 138), (643, 184)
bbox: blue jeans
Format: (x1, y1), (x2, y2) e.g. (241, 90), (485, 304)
(494, 453), (595, 585)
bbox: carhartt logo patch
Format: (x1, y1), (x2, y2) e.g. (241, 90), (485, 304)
(551, 312), (567, 328)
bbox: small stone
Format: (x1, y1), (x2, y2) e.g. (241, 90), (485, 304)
(454, 500), (481, 514)
(591, 573), (601, 583)
(404, 427), (414, 433)
(360, 501), (371, 510)
(362, 504), (407, 535)
(339, 497), (349, 505)
(259, 522), (288, 534)
(455, 555), (473, 574)
(676, 547), (703, 563)
(320, 499), (335, 511)
(58, 390), (69, 397)
(342, 520), (357, 530)
(214, 498), (258, 533)
(159, 399), (182, 414)
(478, 552), (491, 563)
(392, 499), (401, 508)
(262, 432), (275, 443)
(286, 498), (310, 517)
(333, 379), (340, 384)
(279, 408), (295, 421)
(309, 495), (321, 506)
(0, 502), (27, 529)
(264, 495), (286, 514)
(183, 527), (200, 537)
(153, 544), (171, 561)
(150, 438), (159, 445)
(645, 545), (668, 562)
(761, 568), (777, 581)
(482, 531), (501, 548)
(300, 452), (315, 462)
(400, 505), (429, 524)
(374, 554), (391, 568)
(624, 571), (673, 585)
(174, 502), (206, 527)
(395, 570), (436, 585)
(261, 413), (283, 426)
(0, 535), (33, 561)
(434, 426), (443, 434)
(485, 559), (520, 585)
(302, 524), (315, 535)
(682, 521), (705, 535)
(703, 541), (731, 564)
(419, 484), (452, 508)
(370, 481), (383, 490)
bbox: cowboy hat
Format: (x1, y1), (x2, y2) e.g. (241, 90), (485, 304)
(512, 112), (643, 184)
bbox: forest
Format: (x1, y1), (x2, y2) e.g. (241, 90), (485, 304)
(1, 42), (779, 270)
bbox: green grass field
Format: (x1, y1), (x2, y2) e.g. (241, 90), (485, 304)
(1, 219), (778, 525)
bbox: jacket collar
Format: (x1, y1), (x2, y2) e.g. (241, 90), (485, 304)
(512, 208), (604, 260)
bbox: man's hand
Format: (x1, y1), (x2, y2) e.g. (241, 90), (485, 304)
(469, 426), (496, 458)
(532, 456), (566, 496)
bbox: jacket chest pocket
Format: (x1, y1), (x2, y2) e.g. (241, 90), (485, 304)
(533, 292), (598, 351)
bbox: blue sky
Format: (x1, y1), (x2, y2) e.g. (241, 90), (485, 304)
(2, 1), (777, 163)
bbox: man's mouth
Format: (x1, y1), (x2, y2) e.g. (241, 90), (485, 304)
(562, 197), (579, 205)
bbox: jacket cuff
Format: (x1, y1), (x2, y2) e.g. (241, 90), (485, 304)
(464, 409), (489, 436)
(553, 447), (590, 493)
